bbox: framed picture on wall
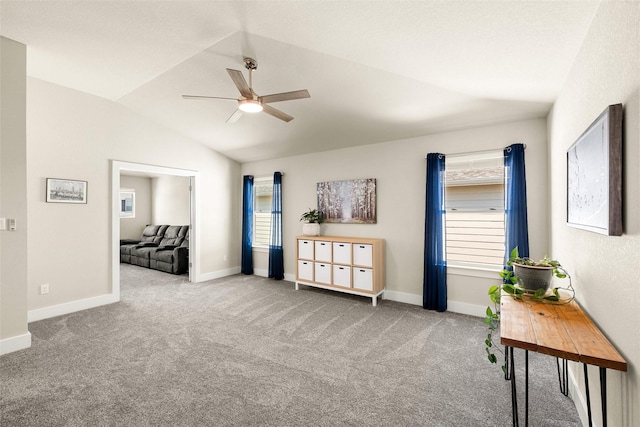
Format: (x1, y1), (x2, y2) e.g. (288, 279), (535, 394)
(119, 189), (135, 218)
(317, 178), (376, 224)
(46, 178), (87, 204)
(566, 104), (622, 236)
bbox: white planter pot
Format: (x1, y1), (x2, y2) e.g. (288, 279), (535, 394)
(302, 222), (321, 236)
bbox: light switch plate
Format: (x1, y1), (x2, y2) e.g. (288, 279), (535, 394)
(0, 218), (6, 230)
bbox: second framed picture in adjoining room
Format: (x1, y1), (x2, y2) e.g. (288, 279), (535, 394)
(119, 189), (135, 218)
(317, 178), (376, 224)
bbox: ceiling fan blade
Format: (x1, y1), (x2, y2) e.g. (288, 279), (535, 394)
(262, 104), (294, 122)
(226, 69), (252, 98)
(182, 95), (237, 101)
(226, 109), (244, 123)
(259, 89), (310, 104)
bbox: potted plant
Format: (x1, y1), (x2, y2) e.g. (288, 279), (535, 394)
(484, 247), (574, 371)
(300, 208), (324, 236)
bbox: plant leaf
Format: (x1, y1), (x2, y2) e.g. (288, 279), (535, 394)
(510, 246), (519, 260)
(532, 288), (546, 299)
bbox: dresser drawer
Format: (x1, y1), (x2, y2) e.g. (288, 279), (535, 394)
(314, 241), (332, 262)
(314, 262), (332, 284)
(332, 265), (351, 287)
(332, 242), (351, 264)
(297, 260), (313, 281)
(353, 244), (373, 267)
(298, 239), (314, 260)
(353, 267), (373, 291)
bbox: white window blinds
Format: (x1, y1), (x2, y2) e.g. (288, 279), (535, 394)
(445, 150), (505, 269)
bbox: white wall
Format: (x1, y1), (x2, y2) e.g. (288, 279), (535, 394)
(151, 175), (190, 226)
(242, 118), (549, 314)
(26, 78), (241, 314)
(119, 175), (151, 240)
(548, 2), (640, 426)
(0, 37), (30, 354)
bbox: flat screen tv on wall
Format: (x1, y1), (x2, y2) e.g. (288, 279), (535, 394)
(566, 103), (622, 236)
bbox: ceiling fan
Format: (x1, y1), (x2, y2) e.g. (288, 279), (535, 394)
(182, 57), (310, 123)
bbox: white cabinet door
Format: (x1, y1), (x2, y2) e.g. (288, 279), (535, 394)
(332, 265), (351, 287)
(314, 262), (332, 284)
(353, 244), (373, 267)
(332, 242), (351, 264)
(297, 260), (313, 281)
(298, 239), (314, 260)
(353, 268), (373, 291)
(314, 241), (332, 262)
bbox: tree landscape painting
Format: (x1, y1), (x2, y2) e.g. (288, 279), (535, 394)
(317, 179), (376, 224)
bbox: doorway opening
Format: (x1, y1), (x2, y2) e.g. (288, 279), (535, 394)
(111, 161), (199, 301)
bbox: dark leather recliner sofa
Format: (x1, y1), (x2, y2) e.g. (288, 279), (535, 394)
(120, 225), (189, 274)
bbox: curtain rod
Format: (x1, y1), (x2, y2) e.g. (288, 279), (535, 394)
(425, 144), (526, 159)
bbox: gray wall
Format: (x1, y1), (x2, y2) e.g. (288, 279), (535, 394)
(119, 175), (151, 240)
(242, 117), (549, 315)
(548, 2), (640, 425)
(151, 175), (190, 226)
(26, 77), (241, 314)
(0, 37), (29, 353)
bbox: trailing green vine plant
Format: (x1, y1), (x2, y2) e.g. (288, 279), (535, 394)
(484, 247), (575, 372)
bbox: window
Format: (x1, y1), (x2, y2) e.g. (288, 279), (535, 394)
(253, 177), (273, 248)
(445, 151), (505, 269)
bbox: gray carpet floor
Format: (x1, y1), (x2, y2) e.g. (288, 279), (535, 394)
(0, 264), (582, 426)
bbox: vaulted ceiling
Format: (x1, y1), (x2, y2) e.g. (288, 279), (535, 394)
(0, 1), (601, 162)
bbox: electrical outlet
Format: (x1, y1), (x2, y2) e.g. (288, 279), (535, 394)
(40, 284), (49, 295)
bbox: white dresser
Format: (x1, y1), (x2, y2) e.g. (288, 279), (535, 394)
(295, 235), (385, 306)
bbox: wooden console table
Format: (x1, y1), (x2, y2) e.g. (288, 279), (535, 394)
(500, 295), (627, 427)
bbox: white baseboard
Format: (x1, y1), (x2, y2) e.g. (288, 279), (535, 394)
(382, 290), (485, 317)
(446, 301), (486, 317)
(251, 269), (296, 283)
(28, 293), (119, 323)
(195, 267), (241, 282)
(568, 363), (594, 427)
(383, 290), (422, 306)
(0, 332), (32, 355)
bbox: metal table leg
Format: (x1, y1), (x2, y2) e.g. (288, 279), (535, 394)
(525, 350), (529, 426)
(584, 364), (593, 427)
(556, 357), (569, 396)
(600, 368), (607, 427)
(509, 346), (519, 427)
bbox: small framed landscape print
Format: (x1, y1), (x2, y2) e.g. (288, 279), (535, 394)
(46, 178), (88, 204)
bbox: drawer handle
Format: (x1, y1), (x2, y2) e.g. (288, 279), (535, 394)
(302, 262), (308, 265)
(359, 245), (365, 248)
(339, 244), (344, 247)
(339, 267), (344, 270)
(360, 269), (365, 272)
(320, 243), (326, 246)
(303, 242), (309, 245)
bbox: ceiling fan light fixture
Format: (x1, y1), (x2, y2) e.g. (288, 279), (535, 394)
(238, 99), (263, 113)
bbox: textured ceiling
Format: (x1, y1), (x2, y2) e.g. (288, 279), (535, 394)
(0, 1), (601, 163)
